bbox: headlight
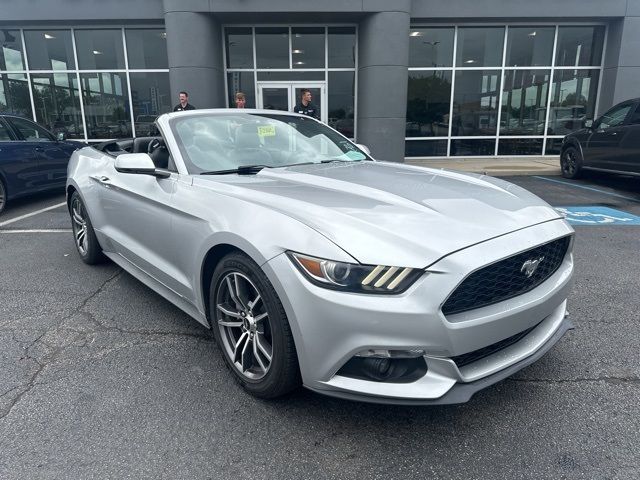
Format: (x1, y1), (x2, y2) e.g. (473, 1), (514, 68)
(287, 252), (422, 294)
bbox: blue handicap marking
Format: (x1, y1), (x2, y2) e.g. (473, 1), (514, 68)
(555, 206), (640, 225)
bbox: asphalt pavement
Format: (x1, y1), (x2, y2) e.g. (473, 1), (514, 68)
(0, 171), (639, 479)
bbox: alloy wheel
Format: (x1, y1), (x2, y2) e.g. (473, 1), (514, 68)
(216, 271), (273, 380)
(562, 150), (577, 176)
(71, 197), (88, 255)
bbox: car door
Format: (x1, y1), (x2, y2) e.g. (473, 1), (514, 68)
(583, 102), (634, 169)
(0, 117), (42, 197)
(614, 102), (640, 174)
(6, 116), (68, 190)
(96, 151), (181, 293)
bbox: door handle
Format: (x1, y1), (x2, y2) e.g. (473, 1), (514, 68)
(90, 175), (111, 184)
(35, 146), (44, 152)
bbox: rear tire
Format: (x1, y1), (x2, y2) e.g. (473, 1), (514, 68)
(0, 179), (6, 215)
(209, 252), (300, 399)
(560, 145), (583, 179)
(69, 191), (105, 264)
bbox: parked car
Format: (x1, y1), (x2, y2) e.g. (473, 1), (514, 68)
(0, 114), (84, 214)
(67, 109), (574, 404)
(560, 98), (640, 179)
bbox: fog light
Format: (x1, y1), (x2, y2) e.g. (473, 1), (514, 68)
(356, 349), (426, 359)
(337, 356), (428, 383)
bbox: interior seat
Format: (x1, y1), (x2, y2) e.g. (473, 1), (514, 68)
(147, 137), (170, 169)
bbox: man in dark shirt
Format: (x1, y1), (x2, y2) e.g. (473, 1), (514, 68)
(173, 91), (196, 112)
(293, 89), (319, 119)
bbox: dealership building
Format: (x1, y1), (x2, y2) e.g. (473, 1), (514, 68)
(2, 0), (640, 162)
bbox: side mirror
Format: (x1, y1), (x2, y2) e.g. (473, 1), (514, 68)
(356, 143), (371, 156)
(114, 153), (170, 178)
(56, 132), (66, 141)
(583, 119), (593, 129)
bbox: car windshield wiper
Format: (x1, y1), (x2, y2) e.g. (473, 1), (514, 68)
(200, 164), (270, 175)
(320, 158), (363, 163)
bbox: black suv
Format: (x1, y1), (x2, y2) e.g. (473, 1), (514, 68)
(560, 98), (640, 179)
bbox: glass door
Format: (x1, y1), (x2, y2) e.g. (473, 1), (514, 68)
(257, 82), (327, 123)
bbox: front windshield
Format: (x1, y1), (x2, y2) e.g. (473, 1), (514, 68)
(170, 112), (369, 174)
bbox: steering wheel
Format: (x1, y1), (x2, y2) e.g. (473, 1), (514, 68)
(147, 138), (162, 155)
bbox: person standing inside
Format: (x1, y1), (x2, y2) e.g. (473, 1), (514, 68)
(173, 91), (196, 112)
(234, 92), (246, 108)
(294, 89), (319, 119)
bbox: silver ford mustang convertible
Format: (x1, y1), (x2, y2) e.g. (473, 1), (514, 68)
(66, 109), (574, 404)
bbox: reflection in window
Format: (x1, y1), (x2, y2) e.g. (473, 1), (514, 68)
(225, 27), (253, 69)
(596, 103), (632, 130)
(409, 28), (454, 68)
(406, 71), (451, 137)
(255, 28), (289, 69)
(0, 29), (25, 71)
(328, 27), (355, 68)
(556, 26), (605, 66)
(292, 27), (325, 69)
(498, 138), (543, 155)
(31, 73), (84, 139)
(125, 29), (168, 69)
(129, 72), (171, 136)
(405, 139), (448, 157)
(0, 73), (32, 117)
(450, 139), (496, 156)
(549, 69), (599, 135)
(501, 70), (550, 135)
(506, 27), (554, 67)
(81, 72), (131, 138)
(227, 72), (256, 108)
(9, 116), (53, 141)
(24, 30), (75, 70)
(456, 27), (504, 67)
(328, 71), (355, 138)
(452, 70), (501, 136)
(75, 30), (126, 70)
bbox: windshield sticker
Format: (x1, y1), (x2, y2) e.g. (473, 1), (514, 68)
(257, 125), (276, 137)
(345, 150), (364, 160)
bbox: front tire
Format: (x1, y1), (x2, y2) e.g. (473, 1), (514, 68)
(210, 252), (300, 398)
(69, 191), (105, 264)
(560, 145), (583, 179)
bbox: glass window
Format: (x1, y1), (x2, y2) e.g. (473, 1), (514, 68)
(0, 73), (32, 117)
(75, 29), (126, 70)
(549, 69), (599, 135)
(227, 72), (256, 108)
(595, 103), (632, 130)
(292, 27), (325, 69)
(450, 139), (496, 156)
(31, 73), (84, 139)
(24, 30), (75, 70)
(545, 138), (563, 155)
(9, 116), (54, 141)
(129, 72), (171, 136)
(328, 71), (355, 137)
(498, 138), (543, 155)
(406, 71), (451, 137)
(328, 27), (355, 68)
(627, 105), (640, 125)
(405, 140), (448, 157)
(456, 27), (504, 67)
(225, 27), (253, 69)
(81, 72), (131, 138)
(409, 28), (454, 68)
(255, 28), (289, 69)
(125, 29), (168, 69)
(506, 27), (554, 67)
(556, 26), (605, 66)
(256, 71), (324, 81)
(452, 70), (501, 136)
(500, 70), (550, 135)
(0, 120), (13, 140)
(0, 29), (25, 71)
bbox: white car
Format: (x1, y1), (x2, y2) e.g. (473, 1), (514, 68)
(66, 109), (574, 404)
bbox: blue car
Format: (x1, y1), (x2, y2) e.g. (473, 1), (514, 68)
(0, 115), (84, 214)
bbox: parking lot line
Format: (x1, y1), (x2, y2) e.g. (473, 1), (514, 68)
(0, 202), (67, 227)
(0, 229), (72, 233)
(533, 176), (640, 202)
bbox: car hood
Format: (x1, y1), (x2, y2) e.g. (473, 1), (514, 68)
(193, 161), (563, 267)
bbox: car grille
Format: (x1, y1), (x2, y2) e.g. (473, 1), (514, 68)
(442, 236), (571, 316)
(451, 322), (540, 368)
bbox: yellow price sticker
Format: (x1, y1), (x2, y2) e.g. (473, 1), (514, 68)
(257, 125), (276, 137)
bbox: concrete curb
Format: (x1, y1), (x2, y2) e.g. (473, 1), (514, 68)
(404, 155), (562, 177)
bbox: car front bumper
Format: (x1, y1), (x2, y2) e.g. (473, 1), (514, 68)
(262, 218), (574, 404)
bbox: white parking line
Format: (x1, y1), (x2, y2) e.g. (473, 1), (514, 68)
(0, 202), (67, 227)
(0, 229), (72, 233)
